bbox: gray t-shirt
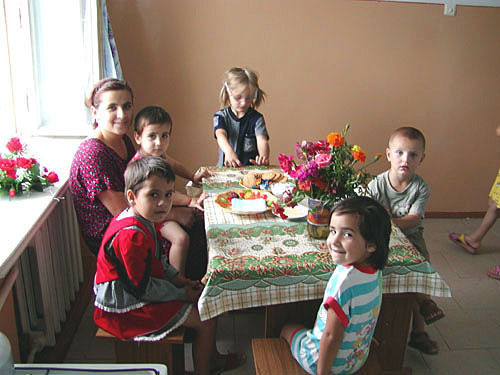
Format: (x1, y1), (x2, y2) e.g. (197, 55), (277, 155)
(367, 171), (430, 237)
(213, 107), (268, 167)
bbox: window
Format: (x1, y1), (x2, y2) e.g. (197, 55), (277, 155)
(1, 0), (103, 139)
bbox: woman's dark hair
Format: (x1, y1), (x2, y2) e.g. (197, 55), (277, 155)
(134, 106), (173, 134)
(86, 78), (134, 108)
(330, 196), (391, 270)
(124, 156), (175, 194)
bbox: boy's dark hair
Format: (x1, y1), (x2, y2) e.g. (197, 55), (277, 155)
(124, 156), (175, 194)
(389, 126), (426, 150)
(330, 196), (391, 270)
(134, 106), (173, 134)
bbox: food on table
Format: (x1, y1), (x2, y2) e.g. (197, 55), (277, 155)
(240, 171), (288, 190)
(215, 189), (277, 213)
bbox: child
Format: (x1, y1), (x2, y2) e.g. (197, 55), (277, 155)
(94, 157), (242, 375)
(449, 125), (500, 279)
(133, 106), (210, 276)
(213, 67), (270, 167)
(367, 126), (444, 355)
(281, 196), (391, 375)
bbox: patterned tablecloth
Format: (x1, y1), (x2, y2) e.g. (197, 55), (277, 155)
(197, 166), (451, 321)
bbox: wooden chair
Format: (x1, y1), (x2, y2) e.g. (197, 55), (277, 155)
(96, 327), (185, 375)
(252, 338), (383, 375)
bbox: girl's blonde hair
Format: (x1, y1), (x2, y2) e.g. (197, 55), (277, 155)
(219, 67), (266, 109)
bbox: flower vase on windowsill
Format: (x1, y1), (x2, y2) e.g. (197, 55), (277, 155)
(306, 198), (331, 239)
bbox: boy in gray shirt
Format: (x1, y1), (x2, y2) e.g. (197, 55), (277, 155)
(368, 127), (444, 355)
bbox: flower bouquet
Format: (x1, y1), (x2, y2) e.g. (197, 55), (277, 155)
(0, 137), (59, 197)
(277, 124), (381, 238)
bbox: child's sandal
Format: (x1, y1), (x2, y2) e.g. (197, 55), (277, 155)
(487, 265), (500, 280)
(408, 331), (439, 355)
(420, 299), (445, 325)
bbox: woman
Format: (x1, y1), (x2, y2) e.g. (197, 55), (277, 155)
(70, 78), (135, 256)
(70, 78), (207, 281)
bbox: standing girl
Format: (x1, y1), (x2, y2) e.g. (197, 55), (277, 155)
(70, 78), (135, 255)
(281, 196), (391, 375)
(213, 67), (270, 167)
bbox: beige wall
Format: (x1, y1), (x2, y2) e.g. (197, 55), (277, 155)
(108, 0), (500, 213)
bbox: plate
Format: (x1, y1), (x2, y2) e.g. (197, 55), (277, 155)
(215, 189), (278, 215)
(239, 171), (288, 190)
(274, 205), (308, 221)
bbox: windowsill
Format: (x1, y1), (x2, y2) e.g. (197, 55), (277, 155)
(0, 136), (83, 278)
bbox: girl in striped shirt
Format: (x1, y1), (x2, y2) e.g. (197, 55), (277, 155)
(281, 196), (391, 374)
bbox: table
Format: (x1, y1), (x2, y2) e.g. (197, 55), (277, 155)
(198, 166), (451, 373)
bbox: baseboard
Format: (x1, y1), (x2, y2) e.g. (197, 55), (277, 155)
(426, 212), (485, 218)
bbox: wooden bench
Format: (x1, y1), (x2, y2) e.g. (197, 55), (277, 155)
(252, 338), (383, 375)
(96, 327), (185, 375)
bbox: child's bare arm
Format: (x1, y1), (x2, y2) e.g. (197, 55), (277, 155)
(250, 135), (270, 165)
(190, 192), (208, 211)
(171, 191), (191, 207)
(164, 154), (193, 181)
(317, 309), (344, 375)
(392, 213), (421, 230)
(215, 128), (241, 167)
(164, 206), (195, 228)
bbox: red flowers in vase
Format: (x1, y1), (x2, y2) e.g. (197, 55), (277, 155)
(0, 137), (59, 197)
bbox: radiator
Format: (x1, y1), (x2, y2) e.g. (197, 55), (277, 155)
(14, 187), (83, 353)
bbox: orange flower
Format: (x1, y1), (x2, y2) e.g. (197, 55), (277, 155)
(326, 132), (344, 147)
(353, 150), (366, 162)
(375, 153), (382, 159)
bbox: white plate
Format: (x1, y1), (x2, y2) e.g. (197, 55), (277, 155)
(274, 205), (308, 221)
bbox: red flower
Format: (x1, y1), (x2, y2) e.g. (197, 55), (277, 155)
(353, 150), (366, 162)
(45, 171), (59, 184)
(311, 177), (327, 190)
(0, 158), (16, 179)
(6, 137), (23, 153)
(0, 158), (16, 171)
(298, 179), (311, 191)
(16, 157), (34, 169)
(9, 189), (15, 197)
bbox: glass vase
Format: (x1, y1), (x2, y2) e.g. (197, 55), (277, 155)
(306, 198), (331, 240)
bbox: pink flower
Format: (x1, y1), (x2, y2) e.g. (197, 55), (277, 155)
(277, 154), (294, 174)
(6, 137), (23, 153)
(314, 153), (332, 168)
(9, 189), (15, 197)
